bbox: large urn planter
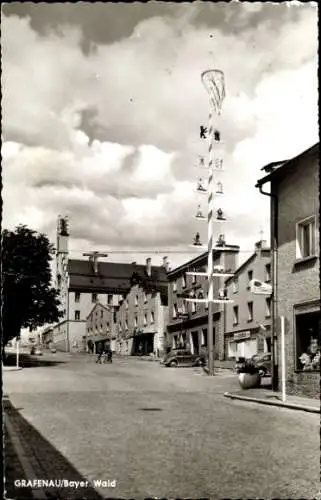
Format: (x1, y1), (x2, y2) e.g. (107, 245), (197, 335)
(238, 372), (261, 389)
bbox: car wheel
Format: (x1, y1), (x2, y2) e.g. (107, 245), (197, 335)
(259, 367), (266, 377)
(169, 360), (178, 368)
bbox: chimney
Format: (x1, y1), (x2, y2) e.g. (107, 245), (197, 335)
(146, 257), (152, 277)
(255, 239), (268, 254)
(162, 256), (170, 272)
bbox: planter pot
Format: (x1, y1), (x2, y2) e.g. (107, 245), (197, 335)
(238, 372), (261, 389)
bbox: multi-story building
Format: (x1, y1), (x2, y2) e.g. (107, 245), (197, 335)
(167, 246), (239, 360)
(116, 258), (169, 357)
(256, 142), (319, 398)
(53, 217), (169, 353)
(86, 302), (117, 353)
(224, 240), (272, 360)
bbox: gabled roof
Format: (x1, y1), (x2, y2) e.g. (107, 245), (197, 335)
(86, 301), (112, 320)
(68, 259), (168, 294)
(225, 248), (270, 284)
(256, 143), (319, 187)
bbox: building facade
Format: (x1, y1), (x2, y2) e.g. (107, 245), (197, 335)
(257, 142), (320, 398)
(167, 247), (239, 360)
(116, 258), (169, 357)
(53, 217), (169, 353)
(86, 302), (117, 353)
(224, 240), (272, 360)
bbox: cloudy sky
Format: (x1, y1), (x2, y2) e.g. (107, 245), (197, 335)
(2, 2), (318, 270)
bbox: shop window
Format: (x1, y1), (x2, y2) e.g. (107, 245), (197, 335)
(296, 311), (320, 371)
(265, 263), (271, 282)
(92, 293), (97, 303)
(233, 306), (239, 325)
(296, 216), (316, 259)
(247, 302), (253, 322)
(265, 297), (271, 318)
(75, 310), (80, 321)
(75, 292), (80, 303)
(228, 341), (237, 359)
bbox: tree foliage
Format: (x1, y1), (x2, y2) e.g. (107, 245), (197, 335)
(2, 225), (63, 345)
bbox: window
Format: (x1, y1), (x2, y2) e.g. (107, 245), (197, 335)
(135, 295), (138, 306)
(296, 216), (316, 259)
(107, 294), (113, 305)
(101, 310), (104, 318)
(296, 310), (320, 371)
(92, 293), (97, 303)
(144, 314), (147, 326)
(75, 310), (80, 321)
(125, 320), (128, 330)
(181, 275), (186, 288)
(143, 292), (148, 303)
(205, 293), (208, 310)
(247, 302), (253, 322)
(173, 280), (177, 292)
(233, 278), (239, 293)
(265, 264), (271, 282)
(134, 316), (138, 327)
(247, 270), (253, 288)
(125, 300), (128, 310)
(233, 306), (239, 325)
(192, 270), (197, 284)
(172, 303), (178, 319)
(191, 300), (196, 314)
(75, 292), (80, 303)
(265, 297), (271, 318)
(150, 311), (155, 324)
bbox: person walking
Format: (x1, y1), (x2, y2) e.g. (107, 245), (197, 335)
(95, 343), (103, 364)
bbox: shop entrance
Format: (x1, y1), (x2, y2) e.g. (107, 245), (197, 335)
(191, 331), (200, 354)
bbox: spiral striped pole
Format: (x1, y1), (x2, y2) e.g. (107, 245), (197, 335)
(202, 69), (225, 376)
(207, 110), (215, 376)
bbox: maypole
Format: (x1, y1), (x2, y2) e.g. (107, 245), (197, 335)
(187, 69), (234, 376)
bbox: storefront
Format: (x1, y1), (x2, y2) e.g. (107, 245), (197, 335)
(226, 327), (271, 360)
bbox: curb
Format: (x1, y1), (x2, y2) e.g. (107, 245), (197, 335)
(5, 412), (45, 499)
(3, 366), (23, 372)
(223, 392), (320, 414)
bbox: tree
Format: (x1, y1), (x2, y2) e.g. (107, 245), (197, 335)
(1, 224), (63, 346)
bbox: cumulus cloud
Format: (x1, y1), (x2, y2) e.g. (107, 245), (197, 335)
(1, 3), (318, 268)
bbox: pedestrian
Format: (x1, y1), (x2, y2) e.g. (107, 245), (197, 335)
(96, 343), (103, 364)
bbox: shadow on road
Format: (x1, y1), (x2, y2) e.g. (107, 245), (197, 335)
(3, 353), (67, 368)
(4, 397), (104, 500)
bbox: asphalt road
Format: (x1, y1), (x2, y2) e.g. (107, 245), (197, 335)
(4, 352), (320, 499)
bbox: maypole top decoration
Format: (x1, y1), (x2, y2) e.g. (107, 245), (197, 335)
(201, 69), (225, 115)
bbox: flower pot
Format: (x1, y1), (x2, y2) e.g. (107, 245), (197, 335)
(238, 372), (261, 389)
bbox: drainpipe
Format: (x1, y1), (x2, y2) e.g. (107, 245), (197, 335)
(256, 183), (279, 392)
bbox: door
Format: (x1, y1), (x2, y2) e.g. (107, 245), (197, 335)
(191, 331), (199, 355)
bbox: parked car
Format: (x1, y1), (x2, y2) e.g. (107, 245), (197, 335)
(251, 353), (271, 377)
(34, 348), (43, 356)
(50, 348), (57, 353)
(161, 349), (203, 368)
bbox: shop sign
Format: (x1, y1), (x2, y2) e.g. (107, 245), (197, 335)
(234, 330), (251, 341)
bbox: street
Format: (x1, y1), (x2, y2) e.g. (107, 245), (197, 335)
(4, 353), (320, 499)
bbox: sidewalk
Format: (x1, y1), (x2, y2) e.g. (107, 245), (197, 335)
(224, 387), (320, 414)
